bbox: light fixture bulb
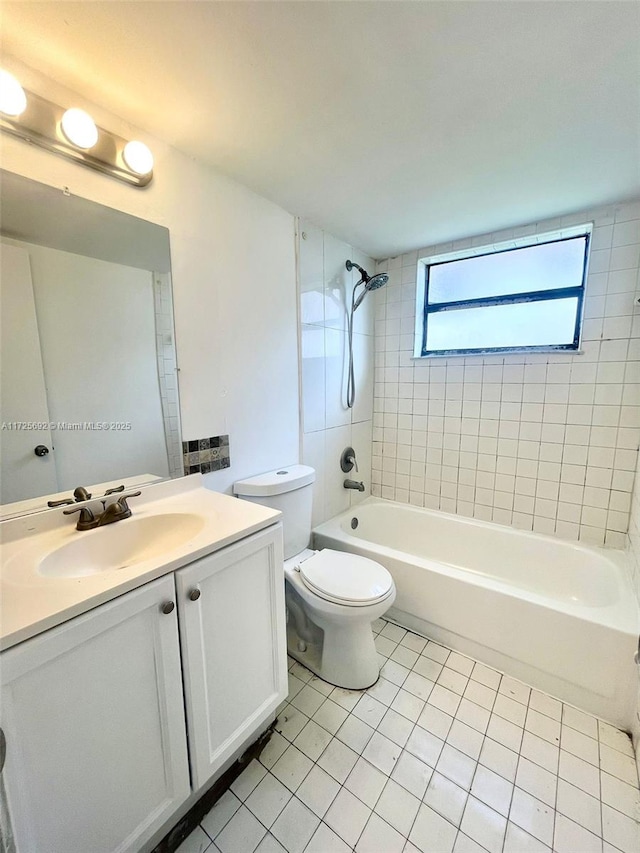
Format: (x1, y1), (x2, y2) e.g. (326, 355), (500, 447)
(61, 108), (98, 149)
(0, 69), (27, 117)
(123, 140), (154, 175)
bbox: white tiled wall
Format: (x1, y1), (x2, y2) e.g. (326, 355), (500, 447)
(372, 201), (640, 548)
(153, 272), (183, 478)
(298, 220), (375, 526)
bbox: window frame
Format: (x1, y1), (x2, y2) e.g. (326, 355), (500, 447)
(417, 229), (591, 358)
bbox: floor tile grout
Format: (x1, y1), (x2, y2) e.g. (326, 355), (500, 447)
(182, 618), (639, 853)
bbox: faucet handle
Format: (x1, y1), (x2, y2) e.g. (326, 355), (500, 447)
(99, 491), (142, 524)
(113, 490), (142, 514)
(340, 446), (358, 473)
(63, 505), (96, 530)
(47, 497), (75, 507)
(103, 484), (125, 496)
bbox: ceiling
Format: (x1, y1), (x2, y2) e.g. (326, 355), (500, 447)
(1, 1), (638, 259)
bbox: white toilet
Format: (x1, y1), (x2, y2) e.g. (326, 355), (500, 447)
(233, 465), (396, 689)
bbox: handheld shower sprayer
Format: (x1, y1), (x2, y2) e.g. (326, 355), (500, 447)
(346, 259), (390, 311)
(345, 260), (389, 408)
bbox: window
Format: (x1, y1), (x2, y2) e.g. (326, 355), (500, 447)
(417, 228), (591, 357)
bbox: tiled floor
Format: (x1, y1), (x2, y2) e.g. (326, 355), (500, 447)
(178, 619), (640, 853)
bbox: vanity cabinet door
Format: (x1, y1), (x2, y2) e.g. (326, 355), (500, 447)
(176, 523), (287, 788)
(0, 574), (190, 853)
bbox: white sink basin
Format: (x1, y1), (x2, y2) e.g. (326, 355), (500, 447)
(37, 513), (206, 578)
(1, 475), (282, 650)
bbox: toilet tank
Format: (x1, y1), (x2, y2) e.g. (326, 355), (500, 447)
(233, 465), (316, 559)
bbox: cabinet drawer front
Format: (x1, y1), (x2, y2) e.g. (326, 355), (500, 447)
(1, 574), (190, 853)
(177, 524), (287, 788)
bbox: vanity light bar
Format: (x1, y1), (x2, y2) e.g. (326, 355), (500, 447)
(0, 71), (154, 188)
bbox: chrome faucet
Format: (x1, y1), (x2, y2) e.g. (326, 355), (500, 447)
(63, 491), (142, 531)
(343, 479), (365, 492)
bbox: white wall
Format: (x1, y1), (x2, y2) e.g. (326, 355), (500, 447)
(1, 58), (299, 493)
(298, 220), (375, 526)
(372, 201), (640, 547)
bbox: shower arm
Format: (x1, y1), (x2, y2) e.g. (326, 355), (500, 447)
(346, 260), (368, 279)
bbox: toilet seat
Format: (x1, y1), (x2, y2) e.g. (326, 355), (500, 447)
(295, 549), (393, 607)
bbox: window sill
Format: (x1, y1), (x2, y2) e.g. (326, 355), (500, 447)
(411, 349), (585, 360)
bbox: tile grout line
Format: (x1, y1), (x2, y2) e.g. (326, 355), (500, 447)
(192, 617), (637, 853)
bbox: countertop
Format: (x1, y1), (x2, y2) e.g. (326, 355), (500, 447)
(0, 474), (281, 650)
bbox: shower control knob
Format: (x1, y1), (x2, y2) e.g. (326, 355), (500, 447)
(340, 446), (357, 473)
(34, 445), (49, 457)
(189, 588), (201, 601)
(161, 601), (175, 615)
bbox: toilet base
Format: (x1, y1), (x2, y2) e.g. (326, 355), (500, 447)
(286, 622), (322, 675)
(286, 623), (381, 690)
(285, 586), (395, 690)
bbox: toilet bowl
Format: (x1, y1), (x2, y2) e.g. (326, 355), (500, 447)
(285, 548), (396, 689)
(233, 465), (396, 689)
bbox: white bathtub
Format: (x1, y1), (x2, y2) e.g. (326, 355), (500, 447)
(313, 497), (640, 729)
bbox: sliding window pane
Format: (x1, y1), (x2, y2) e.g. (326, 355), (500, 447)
(425, 297), (579, 353)
(427, 237), (587, 305)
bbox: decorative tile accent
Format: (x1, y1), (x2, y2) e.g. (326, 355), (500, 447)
(182, 435), (231, 475)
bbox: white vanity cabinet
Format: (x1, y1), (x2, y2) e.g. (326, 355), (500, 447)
(0, 573), (191, 853)
(176, 524), (288, 788)
(1, 519), (287, 853)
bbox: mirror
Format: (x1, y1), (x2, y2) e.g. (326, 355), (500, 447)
(0, 170), (182, 517)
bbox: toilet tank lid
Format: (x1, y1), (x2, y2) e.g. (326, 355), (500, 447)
(233, 465), (316, 496)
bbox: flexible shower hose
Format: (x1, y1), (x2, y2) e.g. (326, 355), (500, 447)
(346, 288), (357, 409)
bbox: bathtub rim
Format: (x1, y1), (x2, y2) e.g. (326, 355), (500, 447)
(313, 496), (639, 636)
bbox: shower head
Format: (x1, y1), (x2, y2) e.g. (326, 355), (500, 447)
(364, 273), (390, 292)
(352, 274), (389, 311)
(346, 259), (389, 311)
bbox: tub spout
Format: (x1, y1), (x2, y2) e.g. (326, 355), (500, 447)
(344, 478), (365, 492)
